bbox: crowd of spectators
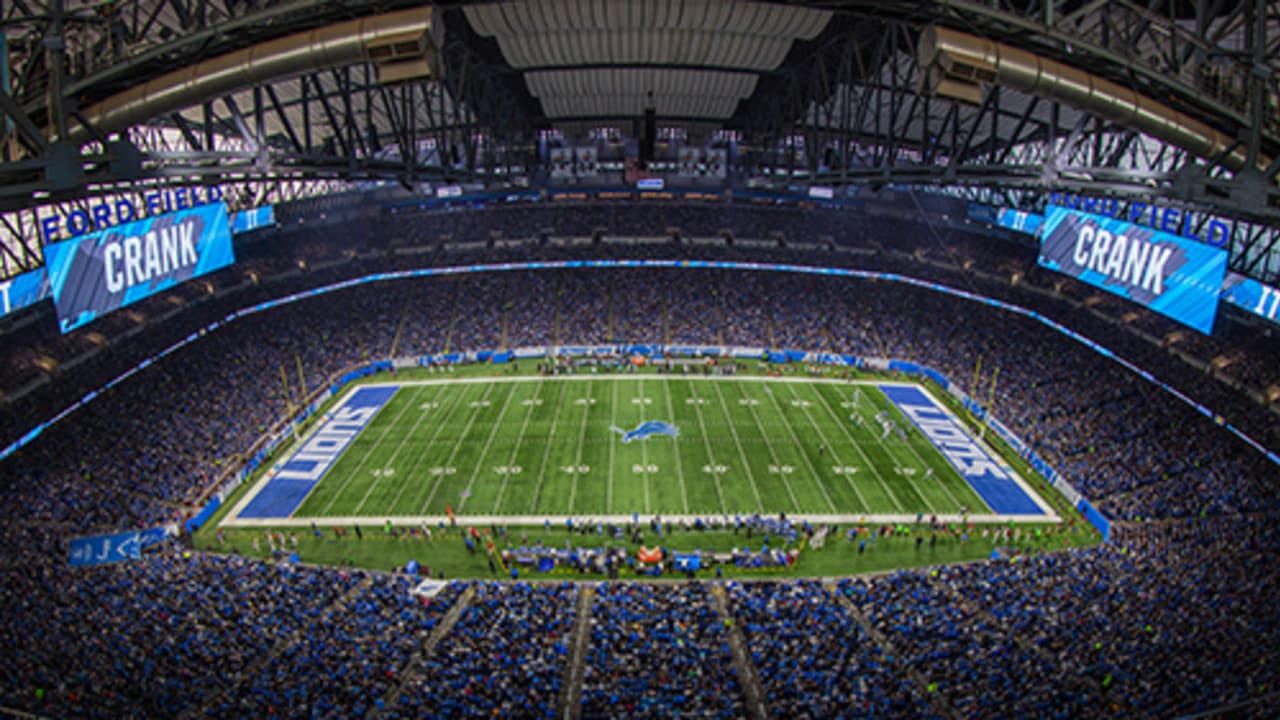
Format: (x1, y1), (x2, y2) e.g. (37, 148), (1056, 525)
(0, 199), (1277, 717)
(582, 582), (743, 719)
(728, 579), (940, 718)
(394, 581), (576, 718)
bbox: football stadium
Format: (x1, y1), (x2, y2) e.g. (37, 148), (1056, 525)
(1, 1), (1279, 717)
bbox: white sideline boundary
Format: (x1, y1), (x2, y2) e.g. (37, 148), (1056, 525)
(221, 375), (1060, 527)
(221, 512), (1056, 529)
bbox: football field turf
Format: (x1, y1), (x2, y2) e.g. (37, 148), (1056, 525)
(226, 373), (1054, 525)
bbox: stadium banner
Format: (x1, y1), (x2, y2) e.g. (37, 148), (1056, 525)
(230, 205), (275, 234)
(0, 265), (51, 319)
(138, 524), (179, 548)
(1039, 204), (1228, 334)
(1221, 272), (1280, 326)
(68, 530), (141, 567)
(44, 203), (235, 333)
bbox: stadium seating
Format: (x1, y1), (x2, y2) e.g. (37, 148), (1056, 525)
(1, 200), (1278, 718)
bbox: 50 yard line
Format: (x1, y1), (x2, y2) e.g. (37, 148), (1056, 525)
(659, 377), (690, 514)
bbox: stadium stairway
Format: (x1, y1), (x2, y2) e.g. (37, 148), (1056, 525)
(181, 573), (376, 719)
(709, 584), (771, 720)
(375, 583), (477, 716)
(554, 584), (595, 720)
(824, 580), (963, 720)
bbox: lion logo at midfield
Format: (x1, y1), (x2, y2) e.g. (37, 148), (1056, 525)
(610, 421), (680, 444)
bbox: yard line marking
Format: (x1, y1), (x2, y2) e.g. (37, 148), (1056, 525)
(529, 380), (570, 512)
(776, 382), (868, 513)
(878, 396), (969, 512)
(416, 382), (496, 515)
(686, 381), (730, 513)
(638, 378), (650, 514)
(856, 389), (956, 510)
(457, 381), (521, 512)
(318, 386), (421, 516)
(659, 376), (690, 514)
(567, 379), (593, 514)
(759, 381), (838, 513)
(809, 383), (906, 513)
(385, 383), (471, 515)
(491, 381), (544, 512)
(607, 378), (618, 514)
(708, 380), (769, 513)
(351, 385), (445, 514)
(719, 381), (802, 513)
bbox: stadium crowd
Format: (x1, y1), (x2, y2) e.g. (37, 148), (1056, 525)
(0, 200), (1277, 717)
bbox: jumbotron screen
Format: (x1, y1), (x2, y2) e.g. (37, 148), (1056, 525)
(1039, 204), (1227, 334)
(44, 203), (235, 333)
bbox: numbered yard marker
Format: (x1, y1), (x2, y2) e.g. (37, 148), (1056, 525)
(573, 398), (597, 406)
(831, 466), (859, 475)
(494, 465), (523, 475)
(419, 402), (440, 410)
(686, 397), (707, 405)
(371, 468), (396, 478)
(562, 465), (590, 474)
(789, 399), (813, 408)
(630, 397), (652, 405)
(894, 467), (918, 476)
(739, 398), (760, 406)
(521, 398), (544, 406)
(428, 466), (457, 476)
(632, 463), (659, 474)
(768, 464), (795, 474)
(701, 464), (729, 474)
(469, 400), (491, 408)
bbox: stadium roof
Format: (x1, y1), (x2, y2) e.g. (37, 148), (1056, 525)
(463, 0), (832, 122)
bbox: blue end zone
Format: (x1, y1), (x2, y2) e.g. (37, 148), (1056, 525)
(878, 384), (1045, 516)
(239, 385), (399, 519)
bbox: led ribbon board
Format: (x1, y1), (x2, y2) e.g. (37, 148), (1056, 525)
(44, 203), (235, 333)
(0, 266), (51, 319)
(1039, 204), (1227, 334)
(1221, 272), (1280, 327)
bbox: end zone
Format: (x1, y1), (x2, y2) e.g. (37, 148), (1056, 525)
(879, 383), (1056, 518)
(231, 384), (399, 520)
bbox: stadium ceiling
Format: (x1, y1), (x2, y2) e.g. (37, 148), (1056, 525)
(0, 0), (1278, 280)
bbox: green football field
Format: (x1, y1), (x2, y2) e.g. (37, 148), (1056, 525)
(228, 374), (1053, 523)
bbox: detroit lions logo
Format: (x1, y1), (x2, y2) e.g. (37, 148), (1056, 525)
(610, 421), (679, 444)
